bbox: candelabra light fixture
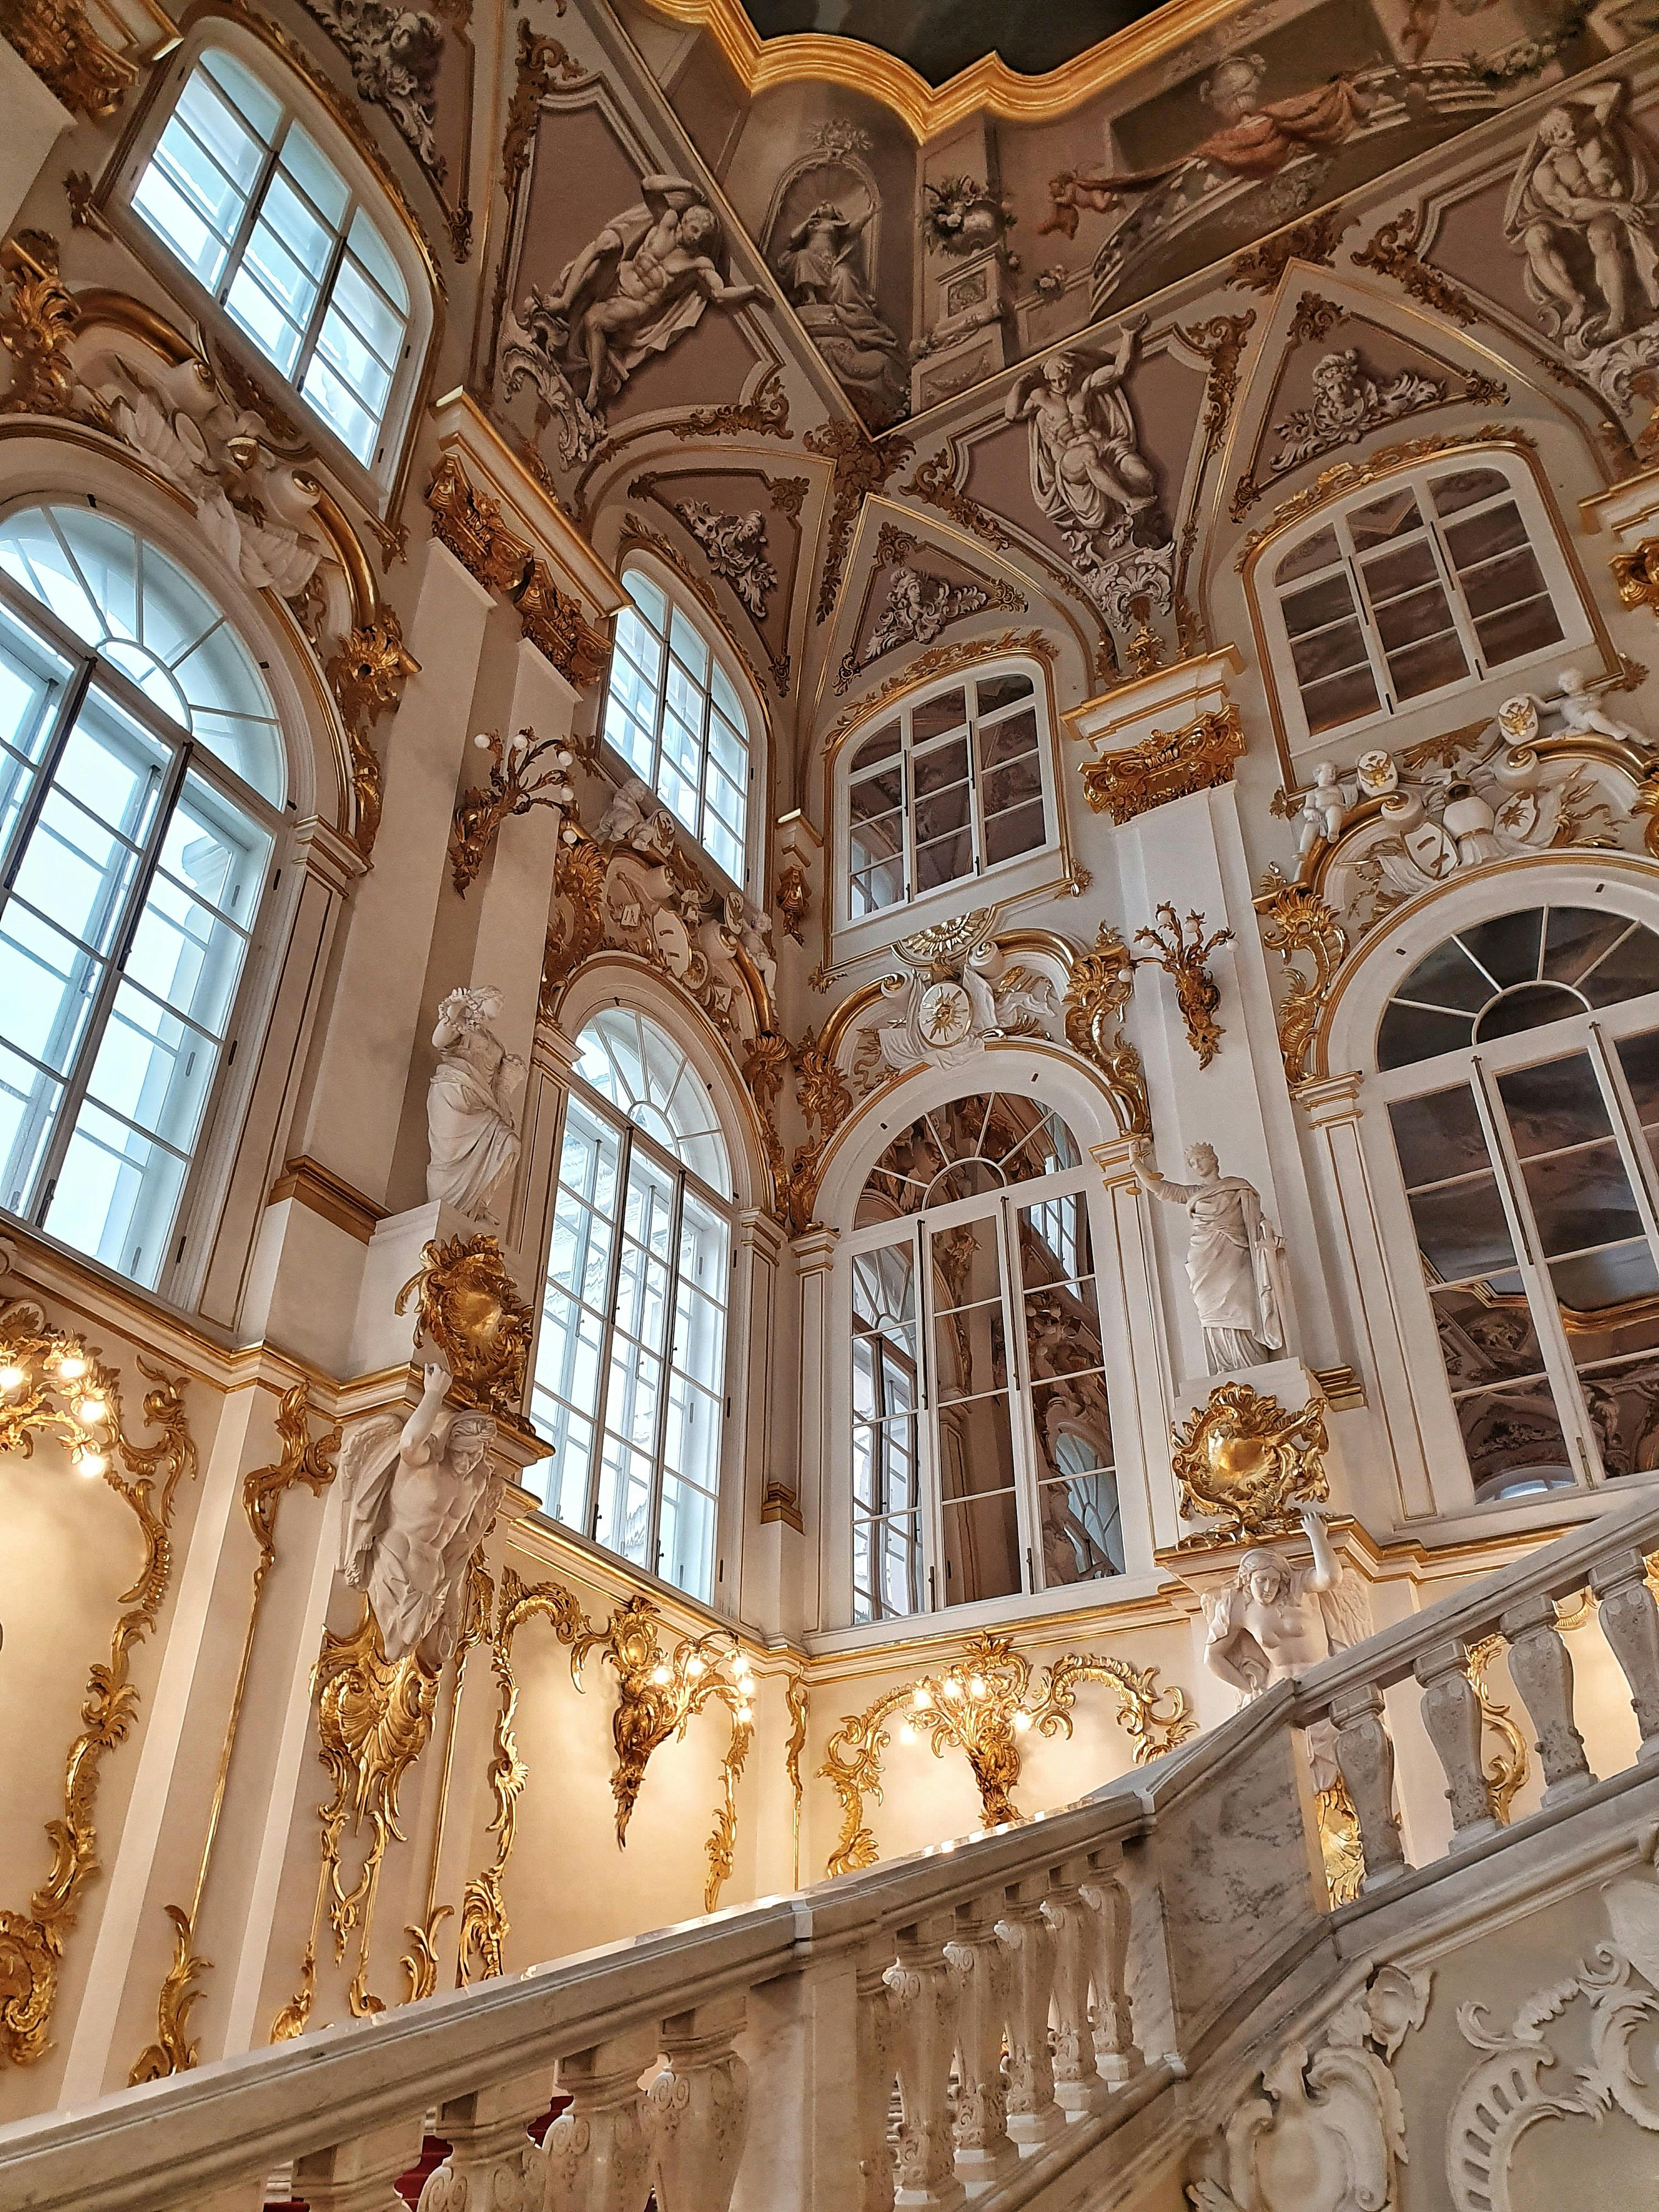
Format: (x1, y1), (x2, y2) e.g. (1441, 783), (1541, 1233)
(448, 725), (575, 896)
(0, 1305), (114, 1474)
(1134, 901), (1234, 1068)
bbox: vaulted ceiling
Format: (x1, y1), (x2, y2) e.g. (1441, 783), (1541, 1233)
(733, 0), (1171, 87)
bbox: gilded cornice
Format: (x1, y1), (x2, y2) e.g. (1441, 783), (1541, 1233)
(628, 0), (1264, 140)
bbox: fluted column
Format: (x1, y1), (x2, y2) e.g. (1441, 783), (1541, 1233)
(1330, 1683), (1409, 1889)
(546, 2029), (656, 2212)
(1415, 1640), (1500, 1848)
(944, 1897), (1015, 2186)
(995, 1877), (1063, 2152)
(885, 1918), (966, 2210)
(1590, 1550), (1659, 1759)
(1500, 1594), (1596, 1808)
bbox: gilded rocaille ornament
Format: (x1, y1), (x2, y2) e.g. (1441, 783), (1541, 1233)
(0, 230), (83, 419)
(324, 614), (420, 858)
(426, 452), (609, 688)
(1061, 923), (1150, 1139)
(396, 1235), (533, 1422)
(0, 1297), (196, 2067)
(1, 0), (134, 119)
(819, 1631), (1193, 1878)
(1255, 867), (1348, 1091)
(1170, 1379), (1330, 1541)
(1079, 702), (1245, 824)
(448, 725), (575, 896)
(776, 861), (810, 945)
(1133, 902), (1234, 1070)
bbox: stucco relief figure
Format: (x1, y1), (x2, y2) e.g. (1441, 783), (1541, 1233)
(298, 0), (444, 178)
(425, 986), (524, 1226)
(339, 1364), (501, 1664)
(1297, 763), (1349, 860)
(775, 201), (905, 425)
(1272, 348), (1444, 474)
(1551, 665), (1646, 743)
(1006, 323), (1160, 558)
(1504, 87), (1659, 354)
(1132, 1140), (1289, 1373)
(1202, 1510), (1369, 1793)
(503, 177), (762, 458)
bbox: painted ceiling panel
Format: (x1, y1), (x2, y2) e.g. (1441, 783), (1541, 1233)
(734, 0), (1169, 87)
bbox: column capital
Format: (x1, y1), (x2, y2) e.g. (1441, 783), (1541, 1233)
(1296, 1070), (1365, 1126)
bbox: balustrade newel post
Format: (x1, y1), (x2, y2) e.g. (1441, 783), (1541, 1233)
(1415, 1640), (1501, 1847)
(995, 1877), (1064, 2151)
(1329, 1683), (1409, 1890)
(1590, 1550), (1659, 1760)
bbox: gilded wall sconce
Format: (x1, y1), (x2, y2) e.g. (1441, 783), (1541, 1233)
(1133, 902), (1235, 1069)
(449, 726), (576, 896)
(819, 1630), (1193, 1877)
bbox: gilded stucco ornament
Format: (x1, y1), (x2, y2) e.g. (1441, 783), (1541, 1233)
(1133, 903), (1234, 1069)
(448, 725), (575, 896)
(0, 1299), (196, 2067)
(1255, 867), (1348, 1091)
(426, 452), (610, 687)
(1170, 1383), (1329, 1540)
(326, 613), (420, 857)
(1079, 701), (1245, 823)
(819, 1631), (1193, 1878)
(1, 0), (134, 117)
(396, 1237), (533, 1423)
(1060, 923), (1150, 1139)
(805, 415), (913, 624)
(851, 910), (1057, 1087)
(776, 861), (810, 944)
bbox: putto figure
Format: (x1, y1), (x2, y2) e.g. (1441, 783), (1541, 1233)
(1006, 322), (1160, 558)
(1504, 86), (1659, 354)
(425, 985), (524, 1226)
(338, 1364), (501, 1664)
(1133, 1139), (1289, 1373)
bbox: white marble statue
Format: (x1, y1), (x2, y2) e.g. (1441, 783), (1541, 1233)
(1005, 320), (1159, 556)
(425, 985), (524, 1226)
(1133, 1140), (1289, 1373)
(595, 773), (676, 853)
(338, 1364), (501, 1664)
(1553, 665), (1645, 743)
(1297, 762), (1347, 857)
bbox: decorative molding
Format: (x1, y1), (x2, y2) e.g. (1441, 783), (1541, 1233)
(1255, 870), (1348, 1091)
(1, 0), (134, 118)
(622, 509), (778, 697)
(0, 230), (80, 415)
(819, 1630), (1192, 1877)
(902, 444), (1014, 552)
(1172, 310), (1255, 653)
(394, 1235), (533, 1423)
(775, 861), (809, 945)
(1133, 903), (1233, 1069)
(1169, 1380), (1329, 1542)
(672, 364), (792, 442)
(401, 1548), (489, 2001)
(826, 627), (1056, 753)
(1062, 924), (1150, 1139)
(267, 1155), (388, 1244)
(1463, 1631), (1528, 1826)
(1229, 210), (1356, 294)
(1235, 425), (1526, 567)
(1351, 208), (1479, 324)
(426, 452), (610, 689)
(784, 1672), (808, 1889)
(804, 417), (912, 625)
(132, 1385), (338, 2081)
(325, 615), (421, 857)
(0, 1297), (196, 2066)
(1079, 700), (1245, 823)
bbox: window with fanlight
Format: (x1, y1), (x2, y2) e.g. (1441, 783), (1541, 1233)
(0, 501), (283, 1293)
(117, 35), (423, 477)
(843, 663), (1052, 922)
(1263, 456), (1590, 754)
(529, 1008), (734, 1604)
(847, 1091), (1125, 1624)
(1375, 900), (1659, 1503)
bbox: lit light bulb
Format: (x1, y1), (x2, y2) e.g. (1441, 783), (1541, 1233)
(76, 1449), (107, 1477)
(735, 1663), (754, 1688)
(78, 1395), (108, 1425)
(473, 730), (493, 751)
(0, 1364), (24, 1392)
(944, 1679), (962, 1700)
(969, 1676), (986, 1699)
(912, 1686), (932, 1710)
(899, 1722), (915, 1743)
(57, 1355), (87, 1381)
(650, 1663), (672, 1686)
(736, 1702), (753, 1724)
(1013, 1709), (1032, 1733)
(687, 1656), (706, 1678)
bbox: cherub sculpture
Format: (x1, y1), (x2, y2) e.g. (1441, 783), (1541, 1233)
(1552, 665), (1645, 744)
(338, 1364), (501, 1665)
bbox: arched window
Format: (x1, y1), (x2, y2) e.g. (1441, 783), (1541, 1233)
(1374, 899), (1659, 1501)
(531, 1008), (733, 1602)
(847, 1092), (1121, 1624)
(1263, 456), (1590, 754)
(602, 567), (751, 885)
(119, 38), (420, 476)
(0, 502), (282, 1289)
(843, 663), (1051, 921)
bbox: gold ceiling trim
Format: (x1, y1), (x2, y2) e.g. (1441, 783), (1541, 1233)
(630, 0), (1251, 139)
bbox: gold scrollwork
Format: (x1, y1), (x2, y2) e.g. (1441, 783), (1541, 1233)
(0, 230), (84, 419)
(401, 1549), (490, 2002)
(1062, 923), (1149, 1139)
(1464, 1632), (1529, 1825)
(785, 1671), (808, 1889)
(1170, 1380), (1329, 1542)
(449, 724), (572, 896)
(0, 1299), (196, 2067)
(396, 1234), (534, 1423)
(1133, 902), (1234, 1070)
(133, 1383), (339, 2081)
(2, 0), (134, 119)
(270, 1602), (440, 2039)
(1255, 866), (1349, 1091)
(426, 451), (609, 688)
(818, 1630), (1193, 1878)
(1079, 702), (1245, 825)
(1612, 537), (1659, 620)
(1315, 1778), (1365, 1907)
(324, 617), (420, 860)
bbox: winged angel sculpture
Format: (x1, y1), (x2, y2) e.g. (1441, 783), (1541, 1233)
(338, 1365), (501, 1664)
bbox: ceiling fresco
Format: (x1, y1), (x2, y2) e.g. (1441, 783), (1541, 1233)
(732, 0), (1172, 88)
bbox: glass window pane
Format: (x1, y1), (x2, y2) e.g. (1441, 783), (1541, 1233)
(43, 1096), (188, 1287)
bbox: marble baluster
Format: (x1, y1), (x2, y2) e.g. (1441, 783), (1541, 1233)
(1042, 1860), (1108, 2119)
(995, 1877), (1063, 2153)
(1329, 1683), (1409, 1890)
(1590, 1550), (1659, 1760)
(417, 2074), (550, 2212)
(944, 1895), (1016, 2186)
(1414, 1640), (1500, 1849)
(1500, 1594), (1596, 1808)
(855, 1937), (899, 2212)
(646, 1995), (751, 2212)
(885, 1917), (967, 2210)
(291, 2118), (429, 2212)
(546, 2028), (656, 2212)
(1079, 1854), (1142, 2087)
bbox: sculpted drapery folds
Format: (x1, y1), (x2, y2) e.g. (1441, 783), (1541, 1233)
(774, 200), (906, 428)
(425, 986), (525, 1227)
(1505, 84), (1659, 357)
(1134, 1142), (1290, 1374)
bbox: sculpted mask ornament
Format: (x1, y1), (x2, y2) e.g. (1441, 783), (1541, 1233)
(338, 1365), (502, 1666)
(854, 910), (1056, 1088)
(1135, 1142), (1289, 1374)
(425, 986), (524, 1227)
(502, 176), (764, 463)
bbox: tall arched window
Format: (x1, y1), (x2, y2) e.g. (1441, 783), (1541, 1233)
(1375, 900), (1659, 1500)
(847, 1092), (1122, 1624)
(119, 37), (421, 476)
(531, 1008), (733, 1602)
(1262, 455), (1591, 756)
(602, 567), (751, 885)
(843, 663), (1052, 922)
(0, 502), (283, 1290)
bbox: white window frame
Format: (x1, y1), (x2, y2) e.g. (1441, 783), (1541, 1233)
(600, 558), (755, 892)
(528, 1011), (736, 1606)
(1366, 911), (1659, 1510)
(0, 508), (287, 1304)
(1259, 452), (1594, 762)
(844, 1139), (1126, 1628)
(110, 22), (432, 501)
(833, 657), (1061, 960)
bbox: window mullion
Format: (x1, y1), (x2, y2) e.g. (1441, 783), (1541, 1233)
(217, 131), (283, 311)
(647, 1161), (686, 1580)
(588, 1111), (632, 1543)
(915, 1215), (944, 1614)
(998, 1193), (1042, 1596)
(1429, 515), (1487, 678)
(293, 200), (352, 388)
(1589, 1018), (1659, 1259)
(0, 655), (94, 895)
(1469, 1057), (1604, 1488)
